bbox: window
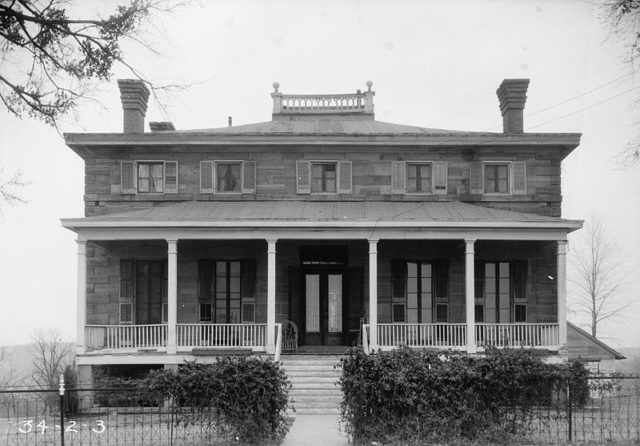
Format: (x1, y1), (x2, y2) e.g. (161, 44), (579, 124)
(296, 160), (352, 194)
(311, 163), (337, 193)
(391, 161), (447, 195)
(475, 260), (527, 323)
(198, 259), (256, 324)
(484, 164), (509, 194)
(120, 161), (178, 194)
(469, 161), (526, 195)
(216, 162), (241, 192)
(137, 162), (164, 193)
(406, 163), (432, 193)
(391, 260), (448, 323)
(199, 160), (256, 194)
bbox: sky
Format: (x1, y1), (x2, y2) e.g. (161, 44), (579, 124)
(0, 0), (639, 349)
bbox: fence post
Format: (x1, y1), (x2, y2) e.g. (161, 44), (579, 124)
(59, 374), (65, 446)
(567, 383), (572, 443)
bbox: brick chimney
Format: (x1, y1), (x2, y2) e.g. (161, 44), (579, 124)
(496, 79), (529, 134)
(118, 79), (150, 133)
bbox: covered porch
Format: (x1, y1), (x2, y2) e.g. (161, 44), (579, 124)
(62, 201), (581, 358)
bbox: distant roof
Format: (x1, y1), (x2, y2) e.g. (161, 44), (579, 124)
(62, 201), (582, 231)
(568, 322), (626, 361)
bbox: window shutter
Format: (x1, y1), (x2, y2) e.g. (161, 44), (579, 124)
(337, 161), (352, 194)
(241, 161), (256, 194)
(433, 162), (448, 195)
(511, 260), (527, 301)
(241, 260), (256, 299)
(433, 259), (449, 299)
(120, 259), (134, 299)
(200, 161), (214, 193)
(164, 161), (178, 194)
(198, 260), (213, 302)
(391, 161), (405, 194)
(391, 260), (407, 298)
(121, 161), (136, 194)
(296, 160), (310, 194)
(511, 162), (526, 194)
(469, 162), (483, 194)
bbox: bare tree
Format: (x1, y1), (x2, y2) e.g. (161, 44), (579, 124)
(0, 0), (190, 130)
(604, 0), (640, 166)
(30, 328), (73, 390)
(569, 218), (631, 338)
(0, 168), (28, 212)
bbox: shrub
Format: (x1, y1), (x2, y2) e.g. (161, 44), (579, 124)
(136, 358), (293, 444)
(338, 347), (588, 445)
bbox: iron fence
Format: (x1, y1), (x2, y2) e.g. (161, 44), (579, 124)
(0, 375), (639, 445)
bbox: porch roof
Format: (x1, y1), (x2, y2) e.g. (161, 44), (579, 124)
(62, 201), (582, 232)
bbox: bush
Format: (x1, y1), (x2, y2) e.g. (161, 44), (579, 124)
(136, 358), (293, 444)
(338, 347), (588, 444)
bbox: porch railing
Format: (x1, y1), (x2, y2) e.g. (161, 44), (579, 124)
(85, 324), (167, 351)
(176, 323), (268, 348)
(371, 323), (467, 349)
(475, 323), (559, 349)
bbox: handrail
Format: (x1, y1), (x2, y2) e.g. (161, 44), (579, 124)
(274, 323), (283, 362)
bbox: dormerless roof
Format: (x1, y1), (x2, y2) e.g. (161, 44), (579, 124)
(62, 201), (582, 231)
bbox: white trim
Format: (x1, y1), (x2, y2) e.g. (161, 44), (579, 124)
(213, 160), (244, 194)
(308, 159), (340, 195)
(481, 161), (526, 196)
(135, 160), (167, 195)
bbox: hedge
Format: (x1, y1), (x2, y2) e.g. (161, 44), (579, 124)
(338, 347), (588, 445)
(136, 358), (293, 444)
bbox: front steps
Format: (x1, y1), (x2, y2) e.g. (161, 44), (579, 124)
(280, 354), (343, 415)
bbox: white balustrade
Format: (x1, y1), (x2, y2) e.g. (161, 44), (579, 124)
(177, 323), (268, 348)
(475, 323), (559, 349)
(85, 324), (167, 351)
(281, 93), (365, 113)
(376, 323), (467, 349)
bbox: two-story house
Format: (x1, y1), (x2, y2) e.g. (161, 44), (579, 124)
(62, 78), (581, 387)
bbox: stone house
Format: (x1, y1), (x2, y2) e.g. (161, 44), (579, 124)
(62, 78), (581, 389)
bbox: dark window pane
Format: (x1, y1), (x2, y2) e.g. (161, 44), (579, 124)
(436, 304), (448, 322)
(217, 163), (241, 192)
(475, 304), (484, 322)
(393, 304), (406, 322)
(515, 304), (527, 322)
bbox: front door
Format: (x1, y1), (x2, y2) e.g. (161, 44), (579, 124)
(303, 271), (344, 346)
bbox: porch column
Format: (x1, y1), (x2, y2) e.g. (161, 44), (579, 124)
(267, 239), (277, 353)
(167, 239), (178, 355)
(368, 239), (378, 351)
(557, 240), (568, 353)
(76, 240), (87, 355)
(465, 239), (477, 354)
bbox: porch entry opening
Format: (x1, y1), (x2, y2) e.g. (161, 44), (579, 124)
(304, 271), (344, 346)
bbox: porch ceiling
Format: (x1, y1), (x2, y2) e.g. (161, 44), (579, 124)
(62, 201), (582, 234)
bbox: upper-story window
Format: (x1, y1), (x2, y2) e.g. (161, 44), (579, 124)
(470, 161), (526, 195)
(296, 160), (352, 195)
(391, 161), (447, 195)
(120, 161), (178, 195)
(200, 160), (256, 194)
(216, 162), (241, 193)
(311, 162), (337, 193)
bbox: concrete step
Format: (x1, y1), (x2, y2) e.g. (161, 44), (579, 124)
(283, 364), (338, 371)
(286, 371), (340, 378)
(289, 376), (339, 384)
(290, 407), (340, 415)
(289, 388), (342, 396)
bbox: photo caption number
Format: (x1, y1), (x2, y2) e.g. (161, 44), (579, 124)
(92, 420), (106, 434)
(37, 420), (49, 434)
(18, 420), (33, 434)
(65, 420), (78, 433)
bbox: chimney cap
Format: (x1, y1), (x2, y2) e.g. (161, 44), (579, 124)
(497, 79), (530, 114)
(149, 121), (175, 132)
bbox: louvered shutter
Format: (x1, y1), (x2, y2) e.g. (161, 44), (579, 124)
(391, 161), (405, 194)
(469, 162), (483, 194)
(164, 161), (178, 194)
(511, 260), (527, 301)
(296, 160), (310, 194)
(242, 161), (256, 194)
(337, 161), (352, 194)
(200, 161), (214, 193)
(121, 161), (136, 194)
(433, 162), (448, 195)
(511, 162), (526, 194)
(391, 260), (407, 299)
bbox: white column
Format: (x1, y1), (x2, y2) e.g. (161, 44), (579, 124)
(167, 239), (178, 355)
(267, 239), (277, 353)
(557, 240), (568, 352)
(368, 239), (378, 351)
(465, 239), (477, 354)
(76, 240), (87, 355)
